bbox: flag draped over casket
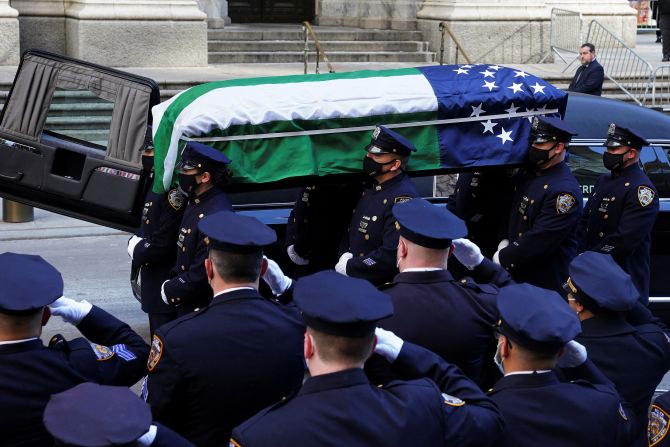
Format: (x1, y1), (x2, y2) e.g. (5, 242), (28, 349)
(151, 64), (568, 193)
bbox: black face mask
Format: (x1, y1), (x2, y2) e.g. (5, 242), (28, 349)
(527, 143), (558, 167)
(141, 155), (154, 172)
(178, 173), (200, 196)
(603, 150), (630, 172)
(363, 157), (397, 177)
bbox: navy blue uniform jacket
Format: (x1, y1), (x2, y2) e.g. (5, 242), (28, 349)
(231, 342), (504, 447)
(568, 59), (604, 96)
(576, 309), (670, 447)
(500, 162), (583, 293)
(163, 187), (233, 313)
(0, 306), (149, 446)
(376, 269), (500, 387)
(133, 188), (185, 314)
(344, 172), (419, 285)
(578, 164), (659, 304)
(145, 288), (305, 447)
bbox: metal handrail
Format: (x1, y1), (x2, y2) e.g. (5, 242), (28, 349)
(652, 65), (670, 110)
(584, 20), (654, 105)
(539, 8), (583, 67)
(302, 22), (335, 75)
(438, 22), (471, 65)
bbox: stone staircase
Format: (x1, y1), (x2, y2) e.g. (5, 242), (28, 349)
(207, 24), (435, 64)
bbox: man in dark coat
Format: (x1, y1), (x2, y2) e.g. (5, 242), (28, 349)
(144, 211), (305, 447)
(568, 43), (605, 96)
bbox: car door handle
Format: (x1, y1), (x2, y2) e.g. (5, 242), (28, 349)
(0, 171), (24, 181)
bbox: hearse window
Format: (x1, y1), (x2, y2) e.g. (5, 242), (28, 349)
(42, 88), (113, 149)
(568, 146), (607, 196)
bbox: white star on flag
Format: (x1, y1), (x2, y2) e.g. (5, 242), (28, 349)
(454, 67), (469, 75)
(470, 103), (485, 117)
(481, 120), (498, 134)
(462, 64), (474, 69)
(508, 83), (523, 94)
(505, 103), (519, 116)
(480, 70), (495, 78)
(488, 65), (501, 71)
(497, 128), (513, 144)
(531, 82), (546, 94)
(524, 107), (536, 122)
(535, 104), (549, 115)
(482, 81), (498, 91)
(514, 71), (529, 78)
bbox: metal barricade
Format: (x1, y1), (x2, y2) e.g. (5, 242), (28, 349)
(302, 22), (335, 75)
(540, 8), (583, 65)
(585, 20), (654, 105)
(438, 22), (471, 65)
(652, 65), (670, 110)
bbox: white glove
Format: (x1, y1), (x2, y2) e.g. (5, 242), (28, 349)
(49, 297), (93, 325)
(374, 327), (404, 363)
(493, 249), (501, 265)
(287, 245), (310, 266)
(556, 340), (588, 368)
(452, 238), (484, 270)
(127, 235), (143, 259)
(136, 425), (158, 447)
(262, 257), (293, 295)
(497, 239), (510, 250)
(161, 280), (169, 305)
(335, 252), (353, 275)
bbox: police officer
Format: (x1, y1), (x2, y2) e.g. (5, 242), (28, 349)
(495, 116), (583, 293)
(649, 391), (670, 446)
(230, 270), (503, 447)
(335, 125), (419, 285)
(489, 283), (636, 447)
(128, 129), (185, 334)
(371, 198), (505, 388)
(161, 141), (234, 315)
(43, 383), (194, 447)
(0, 252), (149, 446)
(578, 123), (659, 305)
(144, 211), (305, 447)
(564, 251), (670, 447)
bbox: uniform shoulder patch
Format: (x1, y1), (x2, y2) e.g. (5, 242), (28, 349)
(555, 192), (576, 214)
(394, 196), (412, 204)
(147, 335), (164, 372)
(362, 258), (376, 266)
(650, 404), (670, 446)
(168, 189), (185, 211)
(90, 343), (116, 361)
(441, 393), (465, 407)
(638, 185), (655, 207)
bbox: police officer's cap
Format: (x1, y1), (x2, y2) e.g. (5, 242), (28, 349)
(497, 283), (580, 353)
(178, 141), (231, 172)
(366, 125), (417, 157)
(530, 117), (577, 144)
(563, 251), (638, 312)
(43, 383), (152, 447)
(0, 252), (63, 314)
(392, 198), (467, 249)
(198, 211), (277, 253)
(294, 270), (394, 337)
(604, 123), (648, 149)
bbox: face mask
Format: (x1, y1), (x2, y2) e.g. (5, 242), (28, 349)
(603, 150), (629, 172)
(527, 144), (557, 167)
(493, 340), (505, 375)
(141, 155), (154, 172)
(178, 172), (200, 196)
(363, 157), (396, 177)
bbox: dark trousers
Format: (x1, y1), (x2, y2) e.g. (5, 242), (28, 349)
(149, 312), (178, 336)
(663, 15), (670, 56)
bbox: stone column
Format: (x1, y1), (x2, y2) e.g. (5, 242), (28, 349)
(545, 1), (637, 46)
(64, 0), (208, 67)
(0, 1), (19, 65)
(11, 0), (66, 55)
(317, 0), (422, 30)
(417, 0), (550, 64)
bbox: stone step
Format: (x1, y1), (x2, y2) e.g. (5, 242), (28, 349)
(207, 28), (424, 42)
(45, 102), (114, 117)
(51, 90), (111, 104)
(45, 115), (112, 130)
(208, 51), (435, 64)
(208, 40), (429, 53)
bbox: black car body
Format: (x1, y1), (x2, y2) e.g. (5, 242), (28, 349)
(1, 51), (669, 317)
